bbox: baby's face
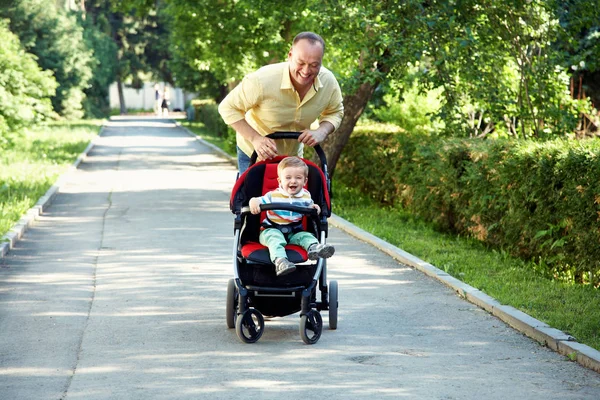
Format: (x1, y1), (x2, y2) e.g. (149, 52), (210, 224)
(278, 166), (308, 196)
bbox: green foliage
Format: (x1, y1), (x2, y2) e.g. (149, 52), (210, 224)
(164, 0), (317, 90)
(337, 123), (600, 287)
(372, 78), (445, 135)
(0, 19), (57, 144)
(1, 0), (93, 119)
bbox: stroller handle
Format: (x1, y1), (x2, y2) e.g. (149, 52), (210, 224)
(250, 131), (328, 174)
(240, 203), (320, 217)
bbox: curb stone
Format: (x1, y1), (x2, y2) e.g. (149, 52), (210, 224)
(328, 214), (600, 374)
(1, 127), (103, 260)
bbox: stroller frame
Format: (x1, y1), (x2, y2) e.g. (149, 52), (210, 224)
(227, 132), (338, 345)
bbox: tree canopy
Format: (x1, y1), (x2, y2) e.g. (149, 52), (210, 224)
(2, 0), (599, 174)
(0, 19), (56, 143)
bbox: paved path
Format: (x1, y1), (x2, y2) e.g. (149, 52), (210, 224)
(1, 117), (599, 399)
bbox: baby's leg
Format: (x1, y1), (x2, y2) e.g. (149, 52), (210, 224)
(259, 228), (287, 262)
(288, 231), (318, 250)
(290, 232), (335, 260)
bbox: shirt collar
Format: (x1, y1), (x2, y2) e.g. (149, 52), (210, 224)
(281, 62), (322, 92)
(277, 186), (306, 198)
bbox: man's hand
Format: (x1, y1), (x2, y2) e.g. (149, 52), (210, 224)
(297, 122), (334, 147)
(249, 198), (262, 214)
(251, 135), (278, 160)
(298, 129), (327, 147)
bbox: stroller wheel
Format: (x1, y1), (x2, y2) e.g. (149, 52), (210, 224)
(299, 310), (323, 345)
(236, 309), (265, 343)
(328, 280), (338, 330)
(226, 278), (237, 329)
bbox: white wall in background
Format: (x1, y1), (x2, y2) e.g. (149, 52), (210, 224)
(109, 82), (196, 111)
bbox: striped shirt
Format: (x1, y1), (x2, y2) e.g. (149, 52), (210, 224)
(257, 187), (314, 225)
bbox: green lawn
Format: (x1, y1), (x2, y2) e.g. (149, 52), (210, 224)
(0, 120), (102, 237)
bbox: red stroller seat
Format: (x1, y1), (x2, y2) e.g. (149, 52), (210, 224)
(230, 156), (330, 265)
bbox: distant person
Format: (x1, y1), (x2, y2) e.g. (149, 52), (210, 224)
(248, 156), (335, 276)
(218, 31), (344, 174)
(154, 83), (161, 115)
(161, 87), (170, 116)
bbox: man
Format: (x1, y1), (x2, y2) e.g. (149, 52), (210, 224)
(218, 32), (344, 174)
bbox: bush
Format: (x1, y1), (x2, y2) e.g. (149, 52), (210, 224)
(190, 99), (236, 153)
(0, 20), (57, 145)
(337, 125), (600, 286)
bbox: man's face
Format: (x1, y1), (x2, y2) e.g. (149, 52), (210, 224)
(288, 39), (323, 90)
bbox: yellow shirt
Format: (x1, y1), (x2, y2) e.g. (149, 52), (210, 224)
(218, 62), (344, 157)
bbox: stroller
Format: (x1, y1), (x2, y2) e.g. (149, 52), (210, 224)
(227, 132), (338, 344)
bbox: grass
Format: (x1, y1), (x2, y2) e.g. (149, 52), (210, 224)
(0, 120), (102, 237)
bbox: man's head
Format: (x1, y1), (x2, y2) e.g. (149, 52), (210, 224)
(288, 32), (325, 91)
(277, 156), (309, 196)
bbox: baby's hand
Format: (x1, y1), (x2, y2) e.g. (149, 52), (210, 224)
(249, 198), (261, 214)
(312, 204), (321, 215)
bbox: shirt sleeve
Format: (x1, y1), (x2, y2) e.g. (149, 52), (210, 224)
(258, 191), (273, 205)
(318, 78), (344, 130)
(218, 75), (262, 125)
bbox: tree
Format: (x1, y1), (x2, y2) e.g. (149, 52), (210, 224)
(1, 0), (93, 119)
(0, 19), (57, 143)
(163, 0), (314, 100)
(118, 0), (599, 174)
(85, 0), (174, 113)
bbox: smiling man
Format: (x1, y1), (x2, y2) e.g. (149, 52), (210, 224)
(218, 32), (344, 174)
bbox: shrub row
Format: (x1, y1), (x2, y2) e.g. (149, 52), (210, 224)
(189, 99), (237, 154)
(190, 99), (228, 137)
(336, 128), (600, 286)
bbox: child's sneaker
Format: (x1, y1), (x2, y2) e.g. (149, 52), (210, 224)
(275, 257), (296, 276)
(307, 243), (335, 260)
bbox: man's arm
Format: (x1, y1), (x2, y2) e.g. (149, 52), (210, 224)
(298, 73), (344, 147)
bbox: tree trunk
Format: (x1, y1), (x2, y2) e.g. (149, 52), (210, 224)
(117, 78), (126, 115)
(321, 81), (378, 178)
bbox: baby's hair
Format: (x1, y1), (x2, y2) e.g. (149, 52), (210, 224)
(278, 156), (309, 177)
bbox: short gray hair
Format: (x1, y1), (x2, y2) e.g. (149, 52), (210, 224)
(292, 32), (325, 53)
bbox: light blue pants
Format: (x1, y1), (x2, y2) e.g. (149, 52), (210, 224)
(259, 228), (318, 262)
(237, 146), (251, 175)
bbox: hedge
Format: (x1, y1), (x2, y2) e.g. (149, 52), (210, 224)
(336, 128), (600, 287)
(190, 99), (228, 137)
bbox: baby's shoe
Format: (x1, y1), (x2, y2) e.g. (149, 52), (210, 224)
(307, 243), (335, 260)
(275, 257), (296, 276)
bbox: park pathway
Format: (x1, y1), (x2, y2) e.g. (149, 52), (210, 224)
(1, 116), (599, 399)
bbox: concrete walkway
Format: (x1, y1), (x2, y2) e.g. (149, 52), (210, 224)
(1, 116), (599, 399)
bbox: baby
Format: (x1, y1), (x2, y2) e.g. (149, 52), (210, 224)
(249, 156), (335, 276)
